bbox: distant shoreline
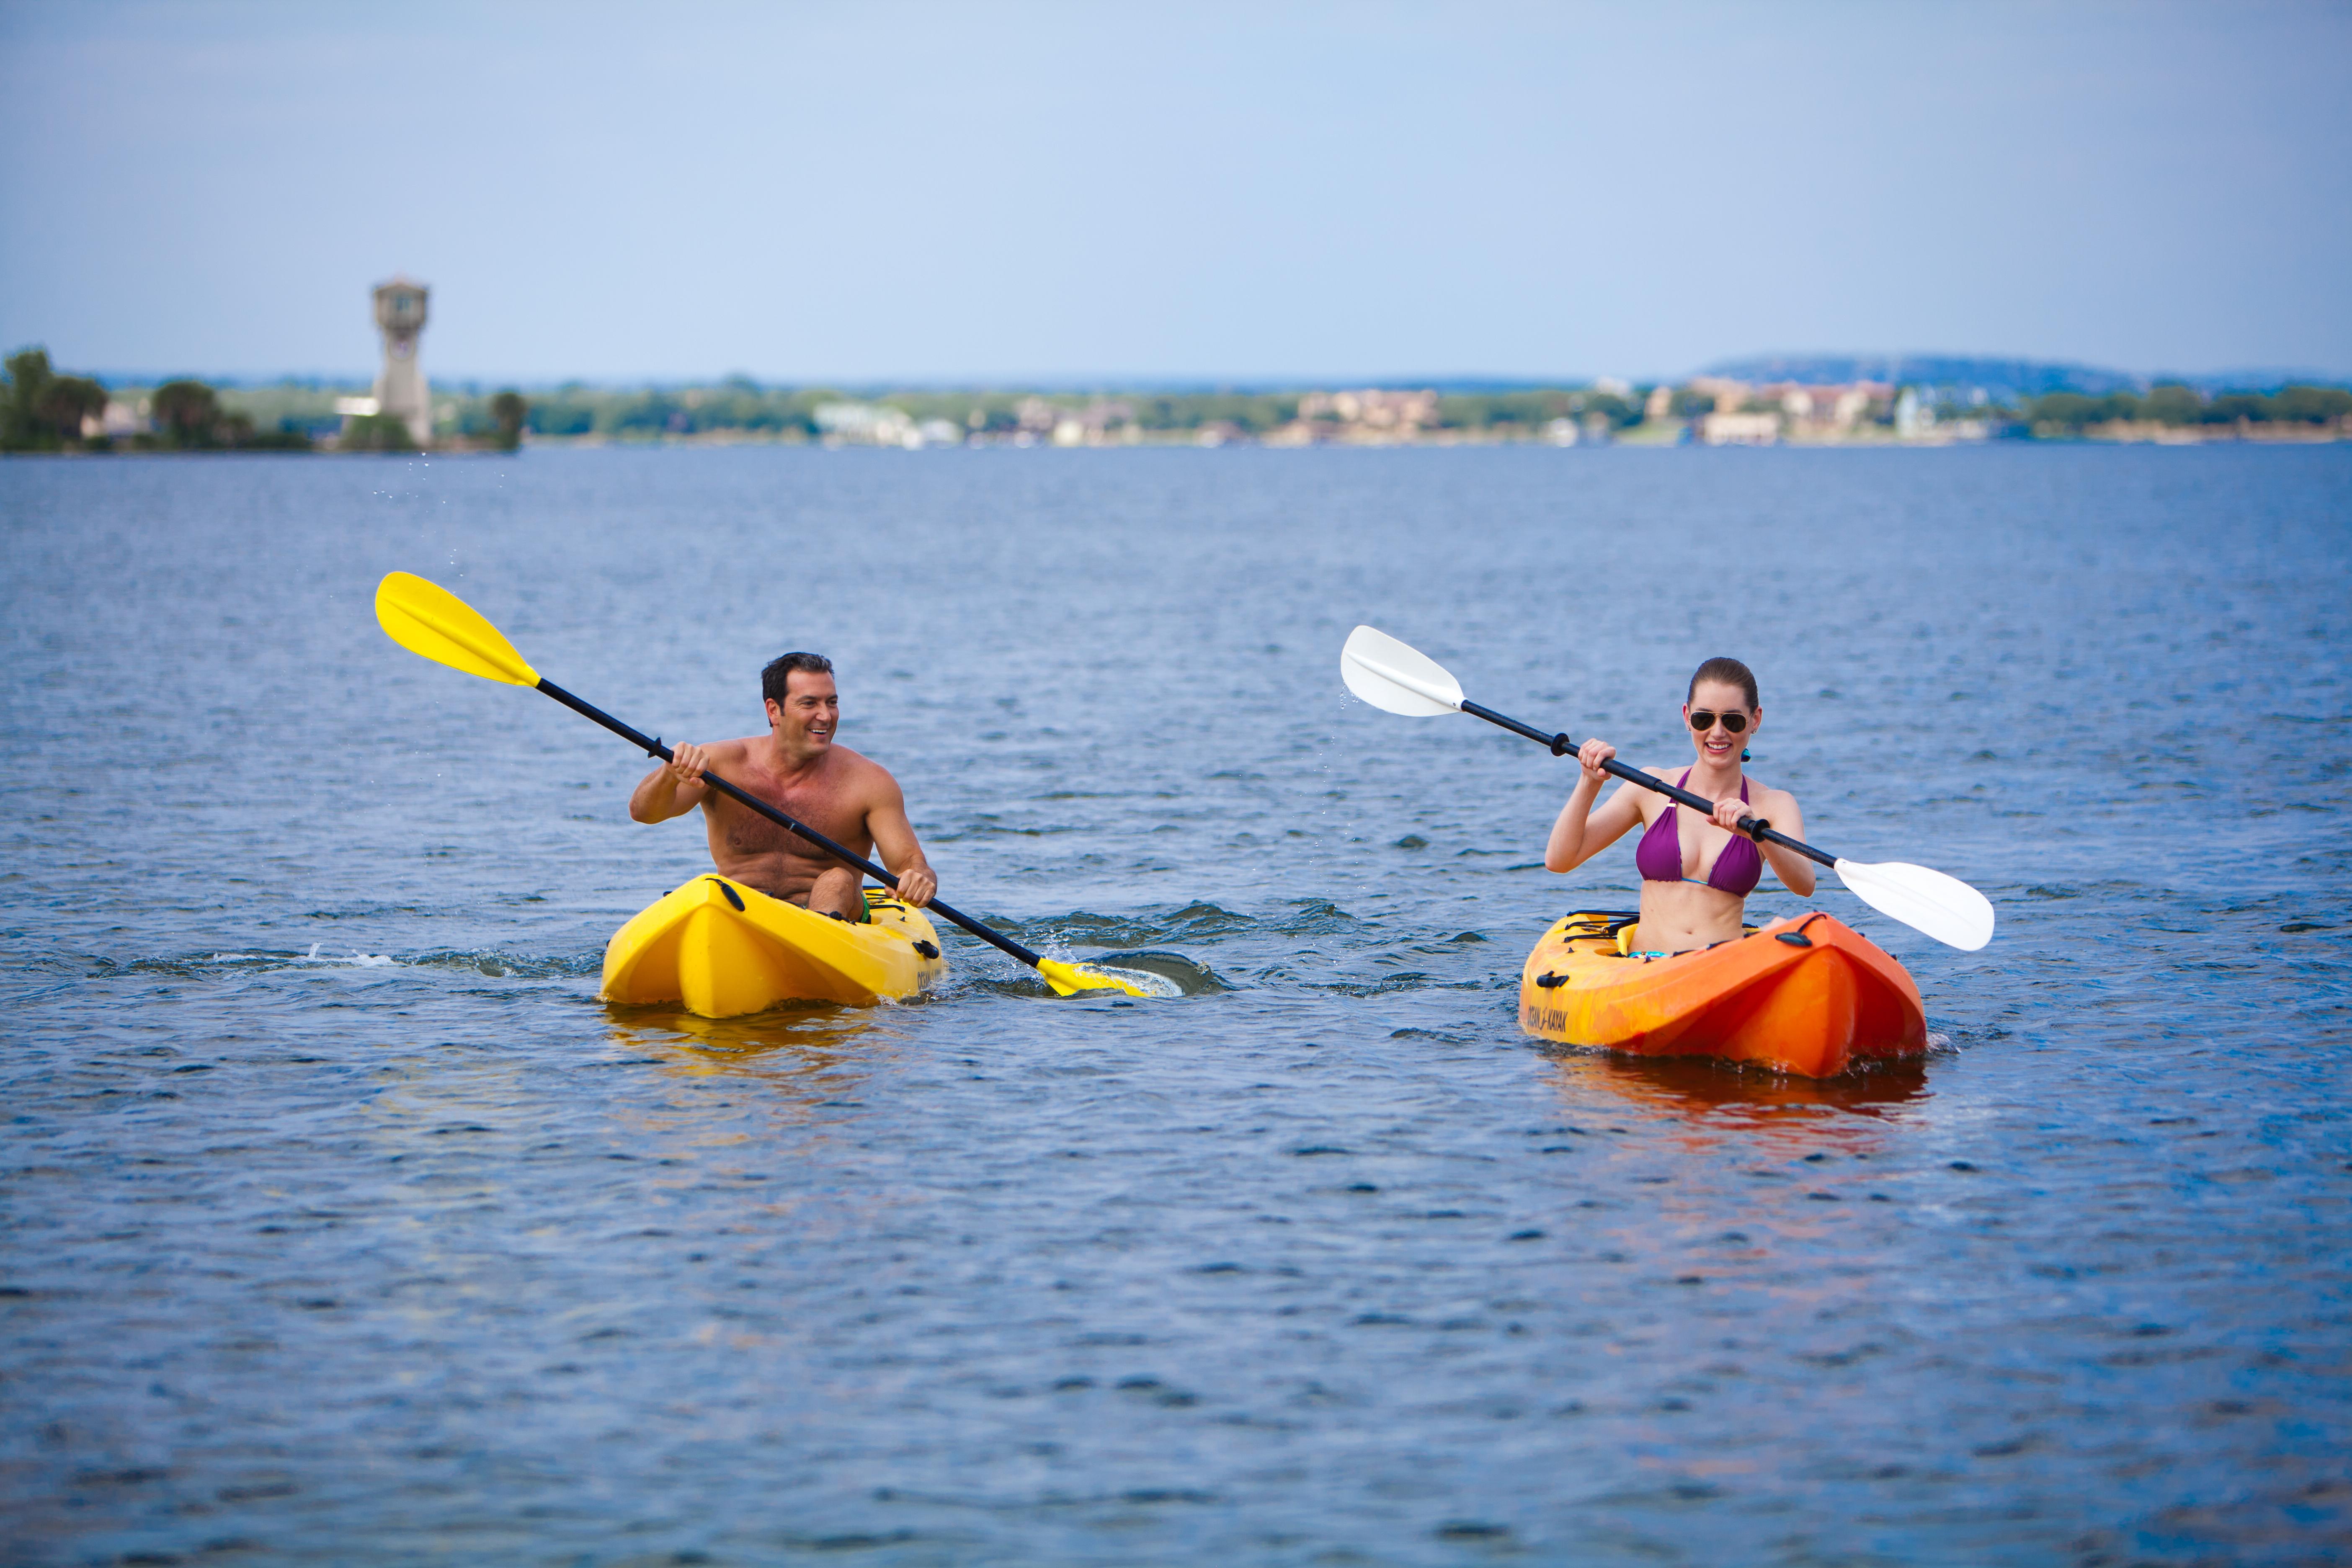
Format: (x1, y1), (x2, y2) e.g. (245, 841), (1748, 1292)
(10, 349), (2348, 454)
(12, 424), (2345, 459)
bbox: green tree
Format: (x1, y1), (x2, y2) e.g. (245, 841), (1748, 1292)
(152, 379), (222, 447)
(4, 346), (57, 449)
(2030, 392), (2104, 430)
(1575, 391), (1640, 429)
(489, 390), (528, 451)
(2141, 384), (2201, 426)
(39, 376), (107, 441)
(2272, 385), (2352, 424)
(528, 389), (596, 436)
(2202, 393), (2270, 425)
(341, 413), (414, 451)
(1669, 388), (1715, 418)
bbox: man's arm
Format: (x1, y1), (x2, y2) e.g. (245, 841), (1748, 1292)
(630, 740), (715, 824)
(863, 771), (936, 906)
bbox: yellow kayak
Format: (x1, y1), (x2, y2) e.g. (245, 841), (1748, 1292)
(601, 875), (947, 1017)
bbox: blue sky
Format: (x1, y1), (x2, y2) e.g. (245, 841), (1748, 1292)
(3, 0), (2347, 384)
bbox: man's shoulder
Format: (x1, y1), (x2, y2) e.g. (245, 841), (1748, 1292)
(688, 736), (766, 784)
(826, 745), (903, 796)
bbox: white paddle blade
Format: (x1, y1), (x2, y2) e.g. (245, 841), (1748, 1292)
(1833, 859), (1996, 952)
(1341, 626), (1465, 717)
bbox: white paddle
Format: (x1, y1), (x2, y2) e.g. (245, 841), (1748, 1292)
(1341, 625), (1996, 952)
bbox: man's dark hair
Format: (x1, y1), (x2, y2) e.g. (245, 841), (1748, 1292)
(762, 652), (834, 707)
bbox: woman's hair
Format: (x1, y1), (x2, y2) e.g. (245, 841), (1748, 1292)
(1687, 656), (1759, 711)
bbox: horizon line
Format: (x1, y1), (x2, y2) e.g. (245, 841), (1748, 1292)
(34, 360), (2352, 391)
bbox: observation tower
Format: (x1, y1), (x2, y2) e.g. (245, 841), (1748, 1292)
(371, 277), (432, 445)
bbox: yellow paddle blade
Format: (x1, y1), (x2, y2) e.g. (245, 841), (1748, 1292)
(375, 572), (540, 687)
(1035, 958), (1159, 999)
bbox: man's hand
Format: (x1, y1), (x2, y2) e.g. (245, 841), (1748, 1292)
(892, 865), (937, 908)
(631, 742), (712, 823)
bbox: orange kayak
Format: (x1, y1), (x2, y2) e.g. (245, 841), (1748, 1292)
(1518, 910), (1926, 1078)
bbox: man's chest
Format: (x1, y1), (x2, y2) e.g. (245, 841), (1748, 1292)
(712, 773), (863, 853)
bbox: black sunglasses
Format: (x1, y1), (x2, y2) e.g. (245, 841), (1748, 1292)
(1688, 709), (1750, 734)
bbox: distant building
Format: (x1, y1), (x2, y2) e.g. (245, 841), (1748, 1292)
(815, 402), (919, 447)
(87, 399), (147, 438)
(1076, 399), (1137, 444)
(1749, 380), (1887, 440)
(1686, 376), (1753, 413)
(1698, 410), (1780, 446)
(1894, 387), (1934, 439)
(1293, 388), (1439, 443)
(367, 277), (431, 445)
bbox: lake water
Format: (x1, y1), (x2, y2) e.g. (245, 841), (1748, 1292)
(3, 444), (2347, 1565)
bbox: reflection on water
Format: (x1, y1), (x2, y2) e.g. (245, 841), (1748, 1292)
(1547, 1046), (1932, 1121)
(609, 1000), (908, 1074)
(1545, 1048), (1931, 1169)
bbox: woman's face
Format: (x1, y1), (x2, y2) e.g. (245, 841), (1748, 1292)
(1683, 678), (1757, 766)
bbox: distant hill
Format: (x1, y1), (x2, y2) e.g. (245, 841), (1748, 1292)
(1702, 354), (2139, 397)
(1702, 353), (2347, 397)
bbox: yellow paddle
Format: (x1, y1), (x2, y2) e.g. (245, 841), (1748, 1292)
(374, 571), (1155, 998)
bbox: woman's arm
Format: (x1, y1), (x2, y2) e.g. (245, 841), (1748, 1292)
(1545, 741), (1650, 872)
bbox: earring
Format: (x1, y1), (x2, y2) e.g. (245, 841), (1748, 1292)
(1741, 747), (1751, 761)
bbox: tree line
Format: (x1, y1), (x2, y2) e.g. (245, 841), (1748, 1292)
(10, 343), (2345, 451)
(2026, 384), (2352, 431)
(506, 383), (1652, 439)
(2, 348), (312, 451)
(0, 347), (529, 453)
(450, 381), (2352, 441)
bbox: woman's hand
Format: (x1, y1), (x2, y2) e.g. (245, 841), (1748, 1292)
(1710, 795), (1766, 837)
(1547, 745), (1644, 874)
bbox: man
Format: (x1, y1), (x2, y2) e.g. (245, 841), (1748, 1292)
(629, 652), (937, 921)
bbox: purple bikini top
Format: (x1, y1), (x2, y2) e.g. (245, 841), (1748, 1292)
(1635, 769), (1761, 896)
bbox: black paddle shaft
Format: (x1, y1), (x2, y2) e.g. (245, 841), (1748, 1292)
(533, 677), (1049, 967)
(1457, 698), (1839, 870)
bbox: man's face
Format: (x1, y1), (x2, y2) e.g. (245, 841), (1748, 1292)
(766, 671), (839, 749)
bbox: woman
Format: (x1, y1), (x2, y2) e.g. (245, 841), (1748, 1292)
(1544, 657), (1814, 954)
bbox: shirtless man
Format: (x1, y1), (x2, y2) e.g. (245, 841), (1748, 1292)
(628, 652), (937, 921)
